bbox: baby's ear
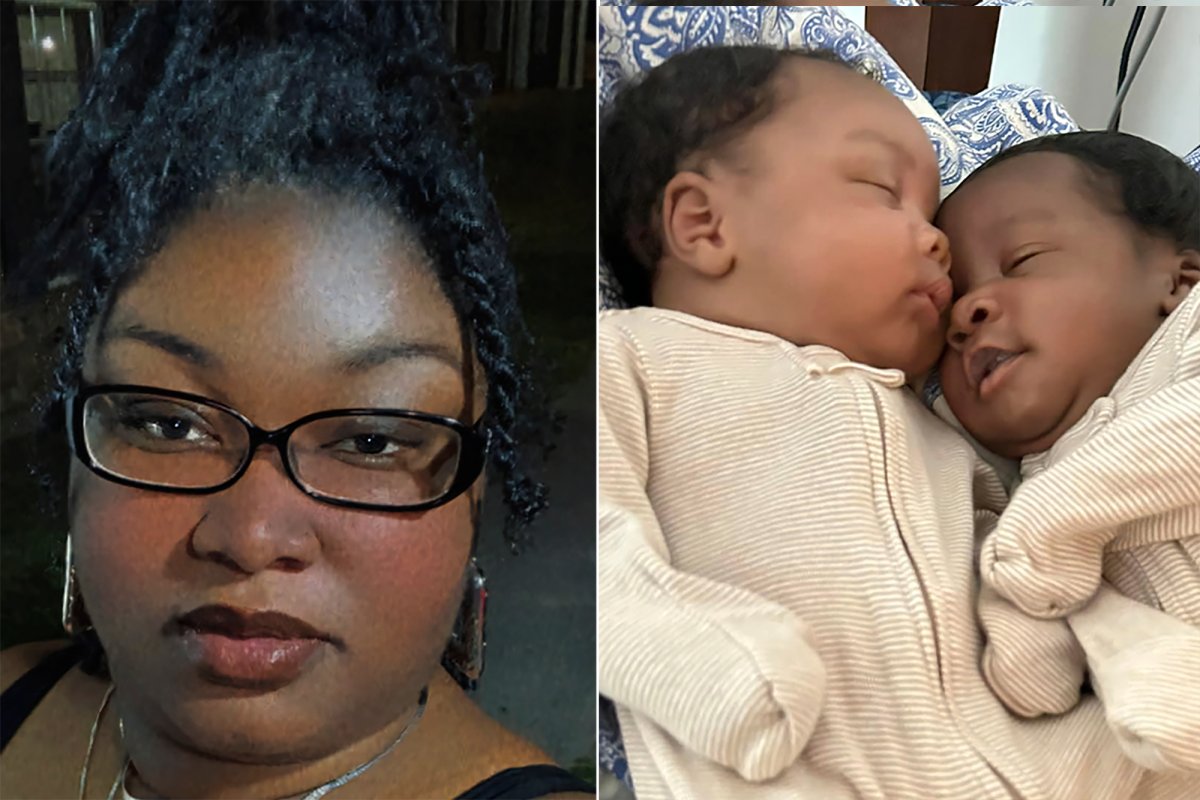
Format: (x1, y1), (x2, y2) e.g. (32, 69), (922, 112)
(1161, 249), (1200, 316)
(659, 170), (734, 279)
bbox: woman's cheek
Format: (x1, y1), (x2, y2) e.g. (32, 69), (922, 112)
(325, 497), (473, 662)
(70, 468), (200, 656)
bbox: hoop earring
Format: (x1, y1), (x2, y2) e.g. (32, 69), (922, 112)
(441, 558), (487, 692)
(62, 535), (92, 635)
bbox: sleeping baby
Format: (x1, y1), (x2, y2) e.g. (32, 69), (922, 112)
(936, 131), (1200, 778)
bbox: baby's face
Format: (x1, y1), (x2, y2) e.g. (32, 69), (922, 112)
(937, 153), (1169, 457)
(711, 61), (950, 378)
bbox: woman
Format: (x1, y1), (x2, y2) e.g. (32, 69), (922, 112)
(0, 2), (593, 798)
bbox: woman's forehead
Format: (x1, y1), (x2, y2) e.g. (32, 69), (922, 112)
(89, 186), (474, 415)
(118, 187), (458, 347)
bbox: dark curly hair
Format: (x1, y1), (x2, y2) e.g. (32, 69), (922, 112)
(950, 131), (1200, 251)
(599, 45), (864, 307)
(26, 0), (548, 550)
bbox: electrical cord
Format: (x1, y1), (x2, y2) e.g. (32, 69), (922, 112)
(1113, 5), (1146, 128)
(1108, 6), (1166, 131)
(1118, 6), (1147, 86)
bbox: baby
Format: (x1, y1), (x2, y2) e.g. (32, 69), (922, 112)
(598, 46), (1142, 799)
(935, 132), (1200, 775)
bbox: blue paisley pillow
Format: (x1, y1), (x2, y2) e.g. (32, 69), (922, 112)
(1185, 144), (1200, 172)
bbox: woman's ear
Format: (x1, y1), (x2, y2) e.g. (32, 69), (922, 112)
(659, 170), (735, 279)
(1161, 249), (1200, 316)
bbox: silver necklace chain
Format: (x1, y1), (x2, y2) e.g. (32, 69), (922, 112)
(85, 686), (428, 800)
(80, 684), (116, 799)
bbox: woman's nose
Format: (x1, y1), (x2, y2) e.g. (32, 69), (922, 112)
(946, 293), (1001, 351)
(188, 453), (321, 575)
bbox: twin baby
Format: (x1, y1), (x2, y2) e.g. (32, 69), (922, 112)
(598, 46), (1199, 799)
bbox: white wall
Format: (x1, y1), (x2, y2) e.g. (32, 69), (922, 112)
(1119, 8), (1200, 157)
(990, 7), (1199, 156)
(841, 7), (866, 28)
(1018, 1), (1199, 6)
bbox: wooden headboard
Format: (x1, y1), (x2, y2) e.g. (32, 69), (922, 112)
(864, 6), (1001, 94)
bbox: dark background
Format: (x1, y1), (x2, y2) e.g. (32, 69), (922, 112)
(0, 0), (596, 776)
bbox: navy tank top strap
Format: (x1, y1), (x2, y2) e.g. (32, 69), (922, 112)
(1, 642), (84, 752)
(455, 764), (595, 799)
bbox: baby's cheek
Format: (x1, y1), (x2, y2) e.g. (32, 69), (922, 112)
(938, 352), (975, 421)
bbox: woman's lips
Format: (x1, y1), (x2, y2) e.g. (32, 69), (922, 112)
(172, 604), (336, 690)
(181, 629), (323, 689)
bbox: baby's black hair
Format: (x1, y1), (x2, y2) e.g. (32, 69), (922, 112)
(599, 45), (864, 307)
(26, 1), (547, 545)
(955, 131), (1200, 252)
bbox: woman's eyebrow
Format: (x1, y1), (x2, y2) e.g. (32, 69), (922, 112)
(338, 340), (461, 373)
(102, 323), (458, 373)
(102, 323), (220, 369)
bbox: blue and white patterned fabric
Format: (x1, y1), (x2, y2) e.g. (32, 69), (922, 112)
(597, 3), (1077, 310)
(924, 90), (972, 117)
(1185, 144), (1200, 172)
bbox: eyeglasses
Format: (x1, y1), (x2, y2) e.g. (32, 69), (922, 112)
(66, 384), (489, 512)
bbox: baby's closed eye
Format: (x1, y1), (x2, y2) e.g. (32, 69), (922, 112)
(1003, 250), (1050, 275)
(856, 178), (902, 207)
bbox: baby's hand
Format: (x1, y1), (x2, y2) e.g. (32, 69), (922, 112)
(976, 582), (1085, 717)
(980, 523), (1110, 617)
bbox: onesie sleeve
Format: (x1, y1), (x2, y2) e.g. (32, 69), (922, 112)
(981, 376), (1200, 617)
(597, 317), (827, 783)
(1068, 583), (1200, 773)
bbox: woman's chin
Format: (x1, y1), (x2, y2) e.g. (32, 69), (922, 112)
(156, 700), (336, 764)
(122, 666), (337, 763)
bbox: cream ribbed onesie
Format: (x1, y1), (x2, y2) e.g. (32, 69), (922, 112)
(599, 307), (1144, 799)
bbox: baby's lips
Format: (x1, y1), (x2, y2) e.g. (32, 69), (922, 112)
(927, 277), (954, 314)
(914, 276), (954, 314)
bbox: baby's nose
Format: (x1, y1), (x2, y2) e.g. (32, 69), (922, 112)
(918, 222), (951, 273)
(946, 295), (998, 350)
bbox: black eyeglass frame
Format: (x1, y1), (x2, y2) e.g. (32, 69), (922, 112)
(66, 383), (490, 513)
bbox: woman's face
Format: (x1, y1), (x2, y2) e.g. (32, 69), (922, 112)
(70, 185), (480, 762)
